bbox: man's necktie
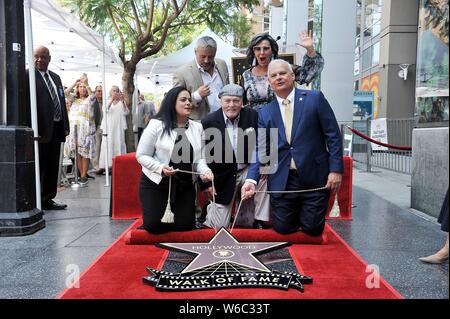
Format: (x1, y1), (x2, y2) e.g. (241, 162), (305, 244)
(44, 73), (62, 121)
(283, 99), (292, 143)
(283, 98), (296, 170)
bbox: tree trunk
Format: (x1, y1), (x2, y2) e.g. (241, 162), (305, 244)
(122, 63), (136, 153)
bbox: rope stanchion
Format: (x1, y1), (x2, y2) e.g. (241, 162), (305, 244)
(346, 125), (412, 151)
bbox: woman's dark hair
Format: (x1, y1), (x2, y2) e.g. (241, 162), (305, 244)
(246, 33), (279, 67)
(155, 86), (190, 136)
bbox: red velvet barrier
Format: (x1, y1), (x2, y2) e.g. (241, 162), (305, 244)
(326, 156), (353, 220)
(111, 153), (142, 219)
(112, 154), (353, 220)
(125, 224), (328, 245)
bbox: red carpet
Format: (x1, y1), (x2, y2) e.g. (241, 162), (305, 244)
(125, 225), (327, 245)
(111, 154), (353, 220)
(58, 220), (402, 299)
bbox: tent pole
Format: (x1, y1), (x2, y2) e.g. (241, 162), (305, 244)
(101, 36), (110, 187)
(133, 75), (139, 149)
(24, 0), (42, 210)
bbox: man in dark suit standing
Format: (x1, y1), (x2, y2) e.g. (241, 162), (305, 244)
(200, 84), (270, 229)
(242, 59), (343, 236)
(29, 46), (70, 210)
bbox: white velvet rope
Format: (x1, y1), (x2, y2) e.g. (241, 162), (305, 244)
(229, 182), (328, 233)
(173, 169), (328, 234)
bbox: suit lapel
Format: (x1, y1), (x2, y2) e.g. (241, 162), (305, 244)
(35, 70), (51, 101)
(269, 99), (288, 144)
(216, 60), (227, 84)
(49, 71), (65, 102)
(190, 60), (204, 89)
(290, 89), (306, 141)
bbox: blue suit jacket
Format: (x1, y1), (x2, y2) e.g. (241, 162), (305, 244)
(247, 88), (343, 197)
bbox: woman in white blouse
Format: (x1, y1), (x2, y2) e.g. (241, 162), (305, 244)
(136, 86), (213, 233)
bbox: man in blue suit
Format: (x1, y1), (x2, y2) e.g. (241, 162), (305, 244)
(242, 59), (343, 236)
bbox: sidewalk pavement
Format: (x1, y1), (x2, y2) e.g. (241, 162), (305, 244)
(351, 161), (438, 223)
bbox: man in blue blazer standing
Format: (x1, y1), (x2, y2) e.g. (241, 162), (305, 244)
(242, 59), (343, 236)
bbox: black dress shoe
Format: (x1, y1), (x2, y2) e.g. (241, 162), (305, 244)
(253, 220), (265, 229)
(195, 221), (210, 229)
(86, 174), (95, 179)
(42, 200), (67, 210)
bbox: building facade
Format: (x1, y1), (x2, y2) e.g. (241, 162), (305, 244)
(263, 0), (448, 217)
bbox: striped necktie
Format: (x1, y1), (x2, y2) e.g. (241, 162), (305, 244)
(44, 73), (62, 121)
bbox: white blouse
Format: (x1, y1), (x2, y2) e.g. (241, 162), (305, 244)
(136, 118), (211, 184)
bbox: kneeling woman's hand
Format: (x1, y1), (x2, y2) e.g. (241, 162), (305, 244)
(162, 166), (177, 176)
(200, 170), (214, 183)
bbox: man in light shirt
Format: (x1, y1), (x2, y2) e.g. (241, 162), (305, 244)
(173, 36), (229, 120)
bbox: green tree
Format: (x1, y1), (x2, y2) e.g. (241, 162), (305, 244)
(59, 0), (258, 152)
(215, 12), (254, 48)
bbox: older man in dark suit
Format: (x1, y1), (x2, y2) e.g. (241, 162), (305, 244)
(29, 46), (70, 210)
(242, 59), (343, 236)
(200, 84), (270, 229)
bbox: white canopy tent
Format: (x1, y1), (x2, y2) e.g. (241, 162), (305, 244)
(27, 0), (124, 90)
(24, 0), (117, 201)
(27, 1), (246, 92)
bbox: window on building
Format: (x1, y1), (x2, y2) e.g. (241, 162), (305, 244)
(354, 60), (360, 76)
(362, 46), (372, 71)
(308, 0), (323, 90)
(372, 41), (380, 66)
(415, 0), (449, 126)
(363, 0), (382, 42)
(263, 9), (270, 32)
(356, 0), (362, 35)
(355, 36), (361, 59)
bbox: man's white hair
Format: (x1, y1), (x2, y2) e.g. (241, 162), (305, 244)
(195, 36), (217, 51)
(267, 59), (294, 74)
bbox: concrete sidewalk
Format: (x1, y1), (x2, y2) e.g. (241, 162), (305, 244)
(351, 161), (439, 223)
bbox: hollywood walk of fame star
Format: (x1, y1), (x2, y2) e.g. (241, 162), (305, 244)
(157, 227), (290, 274)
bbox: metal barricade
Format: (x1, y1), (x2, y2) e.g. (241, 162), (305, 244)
(350, 118), (415, 174)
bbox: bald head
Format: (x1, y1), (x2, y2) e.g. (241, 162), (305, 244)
(34, 46), (51, 72)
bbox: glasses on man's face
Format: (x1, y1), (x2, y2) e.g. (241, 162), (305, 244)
(253, 46), (271, 53)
